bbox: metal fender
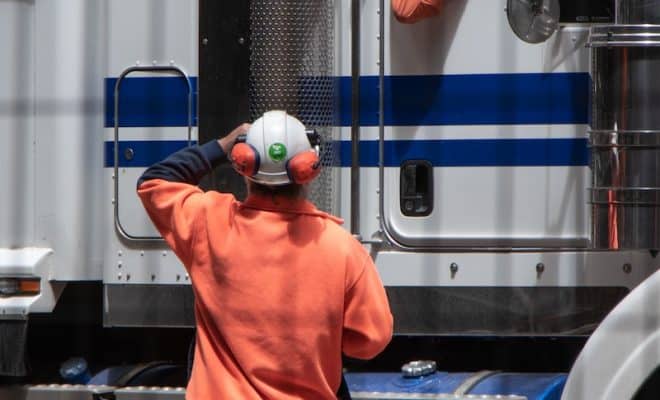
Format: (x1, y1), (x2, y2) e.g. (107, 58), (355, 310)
(561, 265), (660, 400)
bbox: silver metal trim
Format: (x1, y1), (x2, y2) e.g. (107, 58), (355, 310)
(382, 236), (589, 250)
(114, 65), (193, 244)
(350, 0), (361, 236)
(590, 188), (660, 205)
(115, 387), (186, 399)
(378, 0), (389, 250)
(589, 24), (660, 47)
(590, 130), (660, 148)
(0, 384), (116, 400)
(104, 284), (195, 328)
(350, 393), (526, 400)
(0, 385), (186, 400)
(453, 370), (501, 395)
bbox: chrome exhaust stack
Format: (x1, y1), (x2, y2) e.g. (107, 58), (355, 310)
(589, 2), (660, 249)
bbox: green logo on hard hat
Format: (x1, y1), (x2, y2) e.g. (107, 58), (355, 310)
(268, 143), (287, 162)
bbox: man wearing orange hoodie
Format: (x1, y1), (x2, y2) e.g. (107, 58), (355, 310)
(137, 111), (393, 399)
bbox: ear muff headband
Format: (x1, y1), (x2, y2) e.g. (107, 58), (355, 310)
(231, 142), (260, 177)
(286, 150), (321, 184)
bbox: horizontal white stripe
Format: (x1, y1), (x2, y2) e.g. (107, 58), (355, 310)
(104, 127), (198, 141)
(338, 125), (589, 141)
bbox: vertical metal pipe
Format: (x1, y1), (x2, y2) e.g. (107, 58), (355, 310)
(350, 0), (361, 236)
(378, 0), (386, 239)
(589, 25), (660, 249)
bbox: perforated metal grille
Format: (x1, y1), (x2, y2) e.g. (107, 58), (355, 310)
(249, 0), (337, 213)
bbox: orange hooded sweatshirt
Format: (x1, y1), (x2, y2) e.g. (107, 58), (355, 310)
(137, 141), (393, 399)
(392, 0), (443, 23)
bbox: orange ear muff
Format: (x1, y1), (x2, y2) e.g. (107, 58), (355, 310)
(231, 142), (260, 177)
(286, 150), (321, 184)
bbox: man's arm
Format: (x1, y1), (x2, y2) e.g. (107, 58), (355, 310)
(342, 250), (394, 360)
(137, 123), (250, 187)
(137, 124), (249, 266)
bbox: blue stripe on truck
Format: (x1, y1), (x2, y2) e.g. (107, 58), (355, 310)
(105, 140), (195, 168)
(105, 138), (589, 168)
(371, 72), (590, 126)
(104, 77), (198, 128)
(105, 73), (589, 127)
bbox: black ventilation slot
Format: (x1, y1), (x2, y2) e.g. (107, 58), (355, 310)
(400, 160), (433, 217)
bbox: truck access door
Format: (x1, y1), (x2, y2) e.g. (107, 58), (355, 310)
(378, 0), (591, 249)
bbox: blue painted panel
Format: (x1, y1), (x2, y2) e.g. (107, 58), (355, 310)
(344, 372), (473, 394)
(470, 373), (567, 400)
(104, 138), (588, 168)
(103, 73), (587, 128)
(104, 140), (194, 168)
(337, 73), (590, 126)
(105, 77), (198, 127)
(344, 372), (567, 400)
(105, 138), (588, 168)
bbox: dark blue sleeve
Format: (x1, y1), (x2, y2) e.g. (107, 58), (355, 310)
(137, 141), (227, 188)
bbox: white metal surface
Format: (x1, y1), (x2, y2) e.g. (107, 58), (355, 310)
(102, 0), (199, 285)
(334, 0), (593, 247)
(382, 2), (589, 248)
(0, 1), (35, 250)
(34, 0), (106, 281)
(351, 393), (525, 400)
(375, 250), (659, 289)
(386, 3), (589, 76)
(103, 127), (199, 240)
(0, 0), (107, 282)
(385, 165), (589, 246)
(107, 0), (198, 77)
(561, 267), (660, 400)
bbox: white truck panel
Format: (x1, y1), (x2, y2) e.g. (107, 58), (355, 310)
(335, 0), (592, 249)
(0, 1), (35, 249)
(107, 0), (198, 76)
(387, 2), (589, 76)
(34, 0), (106, 281)
(384, 165), (589, 243)
(103, 0), (198, 286)
(376, 250), (657, 289)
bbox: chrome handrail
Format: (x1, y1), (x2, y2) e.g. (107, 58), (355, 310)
(113, 65), (193, 243)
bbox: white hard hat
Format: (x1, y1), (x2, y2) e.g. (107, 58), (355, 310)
(244, 110), (316, 186)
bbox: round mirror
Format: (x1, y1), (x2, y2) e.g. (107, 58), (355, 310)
(507, 0), (560, 44)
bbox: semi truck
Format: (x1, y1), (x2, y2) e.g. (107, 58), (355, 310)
(1, 0), (660, 398)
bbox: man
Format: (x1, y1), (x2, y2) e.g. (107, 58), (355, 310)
(137, 110), (393, 399)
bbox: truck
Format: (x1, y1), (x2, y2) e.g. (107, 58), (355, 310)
(1, 0), (659, 399)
